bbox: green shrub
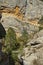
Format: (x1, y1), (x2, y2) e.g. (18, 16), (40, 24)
(3, 27), (20, 53)
(11, 53), (19, 61)
(38, 16), (43, 30)
(17, 28), (29, 46)
(39, 16), (43, 24)
(39, 26), (43, 31)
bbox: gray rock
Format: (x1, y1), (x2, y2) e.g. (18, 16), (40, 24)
(1, 13), (39, 36)
(23, 37), (43, 65)
(0, 0), (43, 19)
(27, 37), (43, 47)
(2, 14), (23, 34)
(34, 30), (43, 39)
(25, 0), (43, 19)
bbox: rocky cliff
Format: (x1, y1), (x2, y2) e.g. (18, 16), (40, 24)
(22, 30), (43, 65)
(0, 0), (43, 19)
(0, 0), (43, 65)
(0, 0), (42, 38)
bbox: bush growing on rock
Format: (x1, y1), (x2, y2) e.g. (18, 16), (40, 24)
(39, 16), (43, 30)
(3, 27), (20, 53)
(2, 27), (21, 64)
(17, 28), (29, 46)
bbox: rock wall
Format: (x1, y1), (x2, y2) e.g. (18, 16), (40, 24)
(22, 30), (43, 65)
(0, 0), (43, 19)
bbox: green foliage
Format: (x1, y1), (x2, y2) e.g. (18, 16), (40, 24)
(11, 52), (19, 61)
(39, 16), (43, 30)
(2, 27), (21, 63)
(2, 27), (29, 62)
(17, 28), (29, 45)
(39, 16), (43, 25)
(39, 26), (43, 31)
(3, 27), (20, 53)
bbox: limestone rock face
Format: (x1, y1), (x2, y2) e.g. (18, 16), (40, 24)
(19, 30), (43, 65)
(0, 0), (43, 19)
(34, 30), (43, 39)
(26, 0), (43, 19)
(0, 0), (26, 8)
(1, 13), (39, 38)
(2, 13), (23, 37)
(23, 36), (43, 65)
(0, 0), (43, 65)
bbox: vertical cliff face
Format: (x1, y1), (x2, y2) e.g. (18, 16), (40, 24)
(0, 0), (43, 19)
(0, 0), (43, 36)
(26, 0), (43, 19)
(0, 0), (42, 36)
(0, 0), (26, 8)
(0, 1), (43, 65)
